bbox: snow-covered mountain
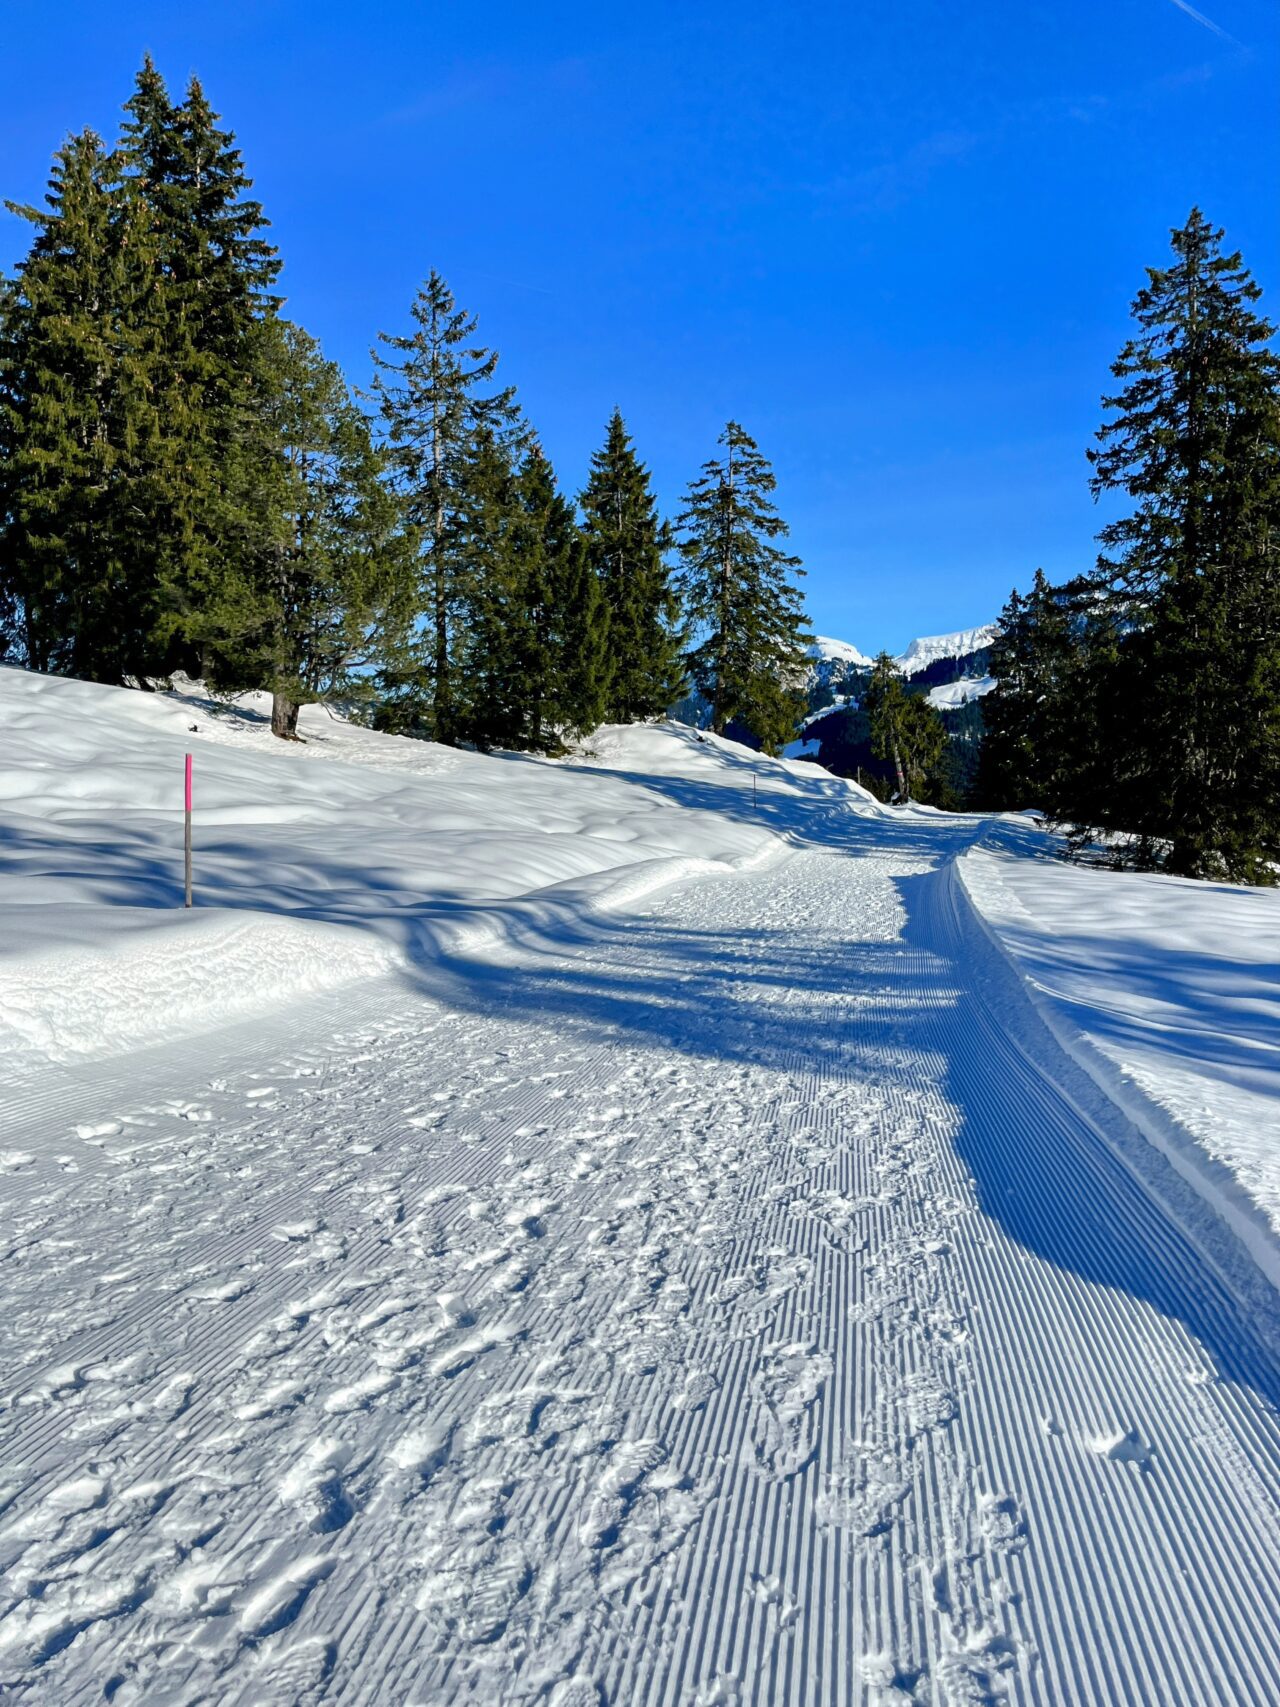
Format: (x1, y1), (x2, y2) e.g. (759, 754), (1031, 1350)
(807, 623), (997, 684)
(803, 622), (998, 713)
(894, 624), (999, 676)
(806, 635), (874, 671)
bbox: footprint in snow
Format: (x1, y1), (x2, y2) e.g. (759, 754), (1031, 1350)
(272, 1218), (324, 1244)
(578, 1438), (667, 1550)
(74, 1120), (122, 1141)
(1090, 1427), (1156, 1472)
(935, 1631), (1026, 1705)
(672, 1371), (719, 1413)
(246, 1637), (337, 1707)
(979, 1491), (1028, 1554)
(547, 1682), (603, 1707)
(815, 1445), (913, 1538)
(279, 1440), (357, 1533)
(238, 1554), (335, 1640)
(746, 1343), (833, 1482)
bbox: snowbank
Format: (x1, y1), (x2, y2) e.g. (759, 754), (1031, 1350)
(960, 831), (1280, 1288)
(0, 668), (868, 1063)
(0, 909), (400, 1062)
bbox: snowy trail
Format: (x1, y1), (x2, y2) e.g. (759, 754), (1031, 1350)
(3, 806), (1280, 1705)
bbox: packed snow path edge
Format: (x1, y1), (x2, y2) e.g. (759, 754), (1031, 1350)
(958, 841), (1280, 1301)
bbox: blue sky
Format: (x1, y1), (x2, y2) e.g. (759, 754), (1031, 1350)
(2, 2), (1276, 651)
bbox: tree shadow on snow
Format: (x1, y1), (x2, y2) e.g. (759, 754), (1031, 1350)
(4, 788), (1280, 1418)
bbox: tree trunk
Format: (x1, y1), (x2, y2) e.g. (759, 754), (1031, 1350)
(272, 692), (301, 740)
(891, 738), (907, 800)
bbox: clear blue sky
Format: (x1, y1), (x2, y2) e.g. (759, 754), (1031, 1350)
(2, 2), (1276, 651)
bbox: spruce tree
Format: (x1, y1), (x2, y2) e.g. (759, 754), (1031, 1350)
(515, 446), (609, 748)
(114, 57), (283, 673)
(1083, 208), (1280, 880)
(459, 444), (610, 752)
(863, 654), (947, 801)
(676, 421), (810, 754)
(977, 571), (1078, 810)
(454, 427), (525, 750)
(371, 271), (520, 742)
(579, 409), (684, 720)
(863, 655), (910, 797)
(0, 131), (159, 680)
(196, 320), (410, 738)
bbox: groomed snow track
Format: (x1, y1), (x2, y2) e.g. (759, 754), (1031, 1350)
(2, 805), (1279, 1705)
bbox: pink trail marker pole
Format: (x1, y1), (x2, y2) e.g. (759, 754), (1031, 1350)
(184, 753), (193, 908)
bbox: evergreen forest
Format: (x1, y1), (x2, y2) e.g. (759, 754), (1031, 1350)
(2, 63), (1277, 878)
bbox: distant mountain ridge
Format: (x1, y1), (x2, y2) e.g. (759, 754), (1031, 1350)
(807, 623), (999, 680)
(793, 622), (999, 793)
(673, 622), (1000, 759)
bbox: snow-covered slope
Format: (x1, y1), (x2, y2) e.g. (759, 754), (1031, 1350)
(962, 826), (1280, 1284)
(926, 674), (997, 709)
(0, 668), (867, 1063)
(806, 634), (873, 670)
(5, 668), (1280, 1707)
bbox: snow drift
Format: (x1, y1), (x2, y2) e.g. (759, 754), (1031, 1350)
(0, 667), (865, 1062)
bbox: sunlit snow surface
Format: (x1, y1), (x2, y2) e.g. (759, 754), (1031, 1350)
(1, 666), (1279, 1706)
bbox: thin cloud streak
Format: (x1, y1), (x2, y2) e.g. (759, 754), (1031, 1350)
(1166, 0), (1239, 46)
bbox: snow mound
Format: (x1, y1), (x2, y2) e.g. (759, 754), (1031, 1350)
(0, 668), (873, 1064)
(0, 910), (400, 1062)
(961, 832), (1280, 1289)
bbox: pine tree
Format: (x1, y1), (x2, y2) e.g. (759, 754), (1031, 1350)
(863, 654), (947, 801)
(676, 421), (809, 754)
(372, 271), (520, 742)
(977, 571), (1079, 810)
(1083, 208), (1280, 880)
(0, 131), (159, 680)
(579, 409), (684, 720)
(453, 427), (526, 750)
(114, 57), (283, 672)
(195, 320), (411, 738)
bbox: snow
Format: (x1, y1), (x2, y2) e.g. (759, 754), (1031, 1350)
(803, 623), (998, 682)
(926, 674), (996, 709)
(895, 623), (998, 675)
(3, 666), (1280, 1705)
(806, 634), (873, 668)
(0, 668), (864, 1063)
(961, 822), (1280, 1289)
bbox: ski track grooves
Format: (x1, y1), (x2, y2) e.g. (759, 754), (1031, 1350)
(1, 807), (1279, 1704)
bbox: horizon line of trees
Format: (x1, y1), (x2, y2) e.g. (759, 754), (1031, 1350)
(0, 57), (812, 756)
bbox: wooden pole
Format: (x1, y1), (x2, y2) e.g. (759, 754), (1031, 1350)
(184, 753), (193, 908)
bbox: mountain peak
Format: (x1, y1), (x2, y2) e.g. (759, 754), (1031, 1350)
(806, 622), (997, 678)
